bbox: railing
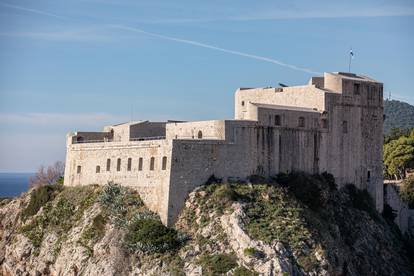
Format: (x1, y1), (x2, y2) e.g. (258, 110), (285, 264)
(73, 138), (113, 144)
(130, 136), (166, 141)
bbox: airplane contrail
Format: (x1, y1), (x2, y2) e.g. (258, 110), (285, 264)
(0, 2), (66, 19)
(111, 25), (321, 75)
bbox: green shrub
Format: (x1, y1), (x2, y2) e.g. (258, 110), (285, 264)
(125, 218), (181, 253)
(400, 176), (414, 208)
(342, 184), (379, 220)
(20, 185), (98, 250)
(21, 184), (63, 220)
(233, 266), (259, 276)
(275, 172), (331, 210)
(99, 182), (144, 227)
(243, 247), (265, 259)
(81, 213), (107, 244)
(198, 253), (237, 275)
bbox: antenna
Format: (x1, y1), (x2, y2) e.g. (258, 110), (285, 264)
(348, 47), (354, 73)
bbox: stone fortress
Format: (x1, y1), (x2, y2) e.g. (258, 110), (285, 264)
(64, 72), (384, 226)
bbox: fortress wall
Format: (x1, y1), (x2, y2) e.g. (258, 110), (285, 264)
(256, 107), (322, 129)
(166, 120), (226, 140)
(323, 87), (384, 210)
(166, 123), (320, 225)
(64, 139), (173, 223)
(235, 86), (326, 120)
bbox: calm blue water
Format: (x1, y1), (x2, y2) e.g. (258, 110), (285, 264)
(0, 173), (34, 198)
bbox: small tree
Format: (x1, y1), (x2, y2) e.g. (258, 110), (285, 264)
(29, 161), (65, 188)
(400, 176), (414, 209)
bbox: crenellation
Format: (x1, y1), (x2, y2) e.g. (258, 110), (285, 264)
(64, 72), (384, 225)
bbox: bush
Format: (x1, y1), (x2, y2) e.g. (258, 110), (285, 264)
(125, 218), (181, 253)
(29, 161), (65, 188)
(243, 247), (265, 259)
(198, 253), (237, 275)
(342, 184), (379, 220)
(400, 176), (414, 208)
(99, 182), (144, 227)
(21, 184), (63, 220)
(275, 172), (333, 210)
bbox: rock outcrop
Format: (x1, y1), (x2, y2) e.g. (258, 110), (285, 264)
(1, 173), (413, 275)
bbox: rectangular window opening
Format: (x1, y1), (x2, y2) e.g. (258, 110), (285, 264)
(117, 158), (121, 171)
(138, 157), (143, 171)
(127, 158), (132, 171)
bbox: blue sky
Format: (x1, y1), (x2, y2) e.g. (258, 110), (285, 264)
(0, 0), (413, 172)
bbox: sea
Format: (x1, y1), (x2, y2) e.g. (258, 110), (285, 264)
(0, 173), (34, 198)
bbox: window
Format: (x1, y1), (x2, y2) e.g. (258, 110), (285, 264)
(106, 159), (111, 171)
(298, 117), (305, 127)
(367, 171), (371, 182)
(150, 157), (155, 171)
(96, 166), (100, 173)
(198, 131), (203, 139)
(127, 158), (132, 171)
(322, 119), (328, 129)
(117, 158), (121, 171)
(353, 83), (360, 95)
(77, 166), (81, 174)
(241, 101), (245, 106)
(138, 157), (143, 171)
(162, 156), (167, 170)
(274, 115), (281, 126)
(342, 121), (348, 133)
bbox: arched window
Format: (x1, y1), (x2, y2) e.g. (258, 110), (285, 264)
(274, 115), (281, 126)
(198, 131), (203, 139)
(117, 158), (121, 171)
(127, 158), (132, 171)
(96, 166), (100, 173)
(241, 101), (245, 106)
(138, 157), (143, 171)
(298, 117), (305, 127)
(162, 156), (167, 170)
(106, 159), (111, 171)
(77, 166), (81, 174)
(150, 157), (155, 171)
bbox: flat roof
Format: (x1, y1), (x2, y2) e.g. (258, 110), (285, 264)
(251, 103), (321, 113)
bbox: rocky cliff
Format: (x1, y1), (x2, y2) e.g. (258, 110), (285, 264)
(1, 173), (413, 276)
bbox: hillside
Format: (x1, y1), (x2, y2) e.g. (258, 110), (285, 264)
(1, 174), (413, 275)
(384, 99), (414, 134)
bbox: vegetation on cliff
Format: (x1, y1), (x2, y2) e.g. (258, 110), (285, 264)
(1, 173), (413, 275)
(384, 99), (414, 134)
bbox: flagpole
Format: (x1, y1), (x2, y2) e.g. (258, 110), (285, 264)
(348, 48), (352, 73)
